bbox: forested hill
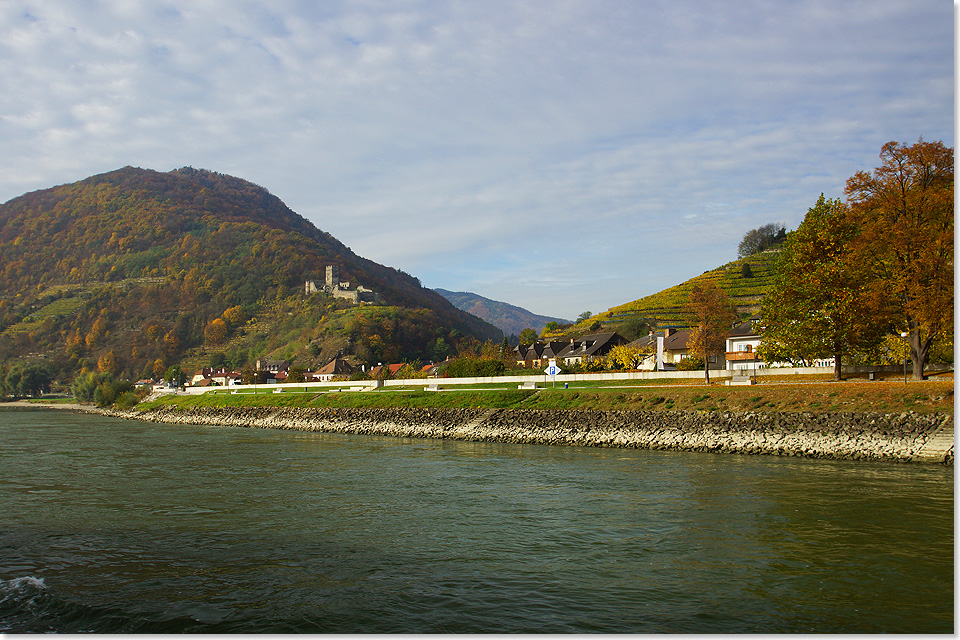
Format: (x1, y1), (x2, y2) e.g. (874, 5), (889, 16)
(0, 167), (500, 383)
(435, 289), (569, 337)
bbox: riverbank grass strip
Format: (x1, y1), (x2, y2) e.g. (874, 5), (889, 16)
(137, 380), (954, 415)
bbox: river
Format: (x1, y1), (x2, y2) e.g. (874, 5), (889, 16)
(0, 407), (952, 633)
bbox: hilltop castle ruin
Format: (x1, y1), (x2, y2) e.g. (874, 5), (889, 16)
(305, 265), (380, 305)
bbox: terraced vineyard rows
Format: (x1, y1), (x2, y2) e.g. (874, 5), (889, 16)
(3, 296), (84, 336)
(547, 250), (781, 337)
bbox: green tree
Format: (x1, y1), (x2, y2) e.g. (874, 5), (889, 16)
(428, 337), (451, 362)
(757, 195), (891, 380)
(72, 370), (130, 406)
(240, 368), (267, 385)
(617, 315), (653, 341)
(5, 363), (52, 398)
(738, 223), (787, 257)
(164, 365), (186, 387)
(73, 371), (109, 403)
(686, 281), (735, 384)
(845, 139), (954, 380)
(94, 380), (117, 407)
(518, 328), (538, 344)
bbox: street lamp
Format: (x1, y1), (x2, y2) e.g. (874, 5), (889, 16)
(900, 331), (909, 384)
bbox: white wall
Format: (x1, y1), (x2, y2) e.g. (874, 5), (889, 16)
(181, 366), (840, 395)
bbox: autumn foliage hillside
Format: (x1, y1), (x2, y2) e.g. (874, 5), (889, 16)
(0, 167), (501, 385)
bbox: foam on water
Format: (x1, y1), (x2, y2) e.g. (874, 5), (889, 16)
(0, 574), (227, 633)
(0, 576), (51, 631)
(0, 576), (46, 601)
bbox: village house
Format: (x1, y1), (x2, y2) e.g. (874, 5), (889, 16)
(724, 314), (835, 370)
(368, 363), (405, 379)
(556, 332), (628, 366)
(266, 370), (287, 384)
(314, 357), (353, 381)
(660, 328), (692, 367)
(513, 341), (568, 369)
(620, 332), (660, 370)
(421, 362), (442, 377)
(188, 367), (242, 387)
(256, 359), (290, 373)
(653, 328), (725, 371)
(725, 315), (762, 372)
(514, 333), (627, 368)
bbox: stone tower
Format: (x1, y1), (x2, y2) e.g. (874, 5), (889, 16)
(325, 265), (340, 289)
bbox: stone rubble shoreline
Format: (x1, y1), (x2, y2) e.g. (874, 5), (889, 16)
(100, 405), (955, 465)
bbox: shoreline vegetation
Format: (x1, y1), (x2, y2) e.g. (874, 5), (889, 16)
(11, 376), (954, 465)
(143, 376), (955, 414)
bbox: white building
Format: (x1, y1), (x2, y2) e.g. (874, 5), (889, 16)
(725, 314), (834, 370)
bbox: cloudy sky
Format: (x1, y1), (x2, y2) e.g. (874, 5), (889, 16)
(0, 1), (953, 320)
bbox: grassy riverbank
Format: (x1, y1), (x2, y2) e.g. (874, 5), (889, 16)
(136, 378), (954, 415)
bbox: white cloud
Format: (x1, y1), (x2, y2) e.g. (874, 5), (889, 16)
(0, 0), (952, 319)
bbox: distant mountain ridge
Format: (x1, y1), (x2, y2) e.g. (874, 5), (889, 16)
(434, 289), (569, 337)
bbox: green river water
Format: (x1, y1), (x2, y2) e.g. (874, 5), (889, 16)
(0, 407), (953, 633)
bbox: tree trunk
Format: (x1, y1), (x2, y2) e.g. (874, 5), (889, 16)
(704, 358), (710, 384)
(833, 345), (843, 381)
(909, 326), (932, 381)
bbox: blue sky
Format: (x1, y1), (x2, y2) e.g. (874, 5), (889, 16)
(0, 1), (953, 320)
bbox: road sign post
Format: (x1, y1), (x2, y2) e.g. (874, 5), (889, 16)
(543, 358), (563, 388)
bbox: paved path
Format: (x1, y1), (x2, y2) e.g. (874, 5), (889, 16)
(913, 417), (954, 463)
(2, 400), (88, 410)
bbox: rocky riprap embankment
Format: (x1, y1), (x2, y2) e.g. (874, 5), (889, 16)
(110, 406), (954, 464)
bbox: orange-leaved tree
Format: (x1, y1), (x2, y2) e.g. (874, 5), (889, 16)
(845, 138), (953, 380)
(686, 280), (735, 384)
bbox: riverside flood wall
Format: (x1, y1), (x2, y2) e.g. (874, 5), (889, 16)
(119, 406), (954, 464)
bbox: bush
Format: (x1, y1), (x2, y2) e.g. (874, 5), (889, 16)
(73, 371), (134, 407)
(394, 362), (423, 379)
(676, 356), (704, 371)
(442, 358), (505, 378)
(94, 381), (116, 407)
(565, 359), (588, 374)
(114, 391), (139, 410)
(73, 371), (110, 403)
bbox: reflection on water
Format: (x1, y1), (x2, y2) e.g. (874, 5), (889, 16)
(0, 408), (952, 633)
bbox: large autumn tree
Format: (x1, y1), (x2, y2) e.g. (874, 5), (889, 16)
(844, 139), (953, 380)
(757, 194), (891, 380)
(686, 280), (736, 384)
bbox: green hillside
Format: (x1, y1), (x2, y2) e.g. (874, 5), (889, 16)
(545, 250), (780, 338)
(0, 167), (502, 386)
